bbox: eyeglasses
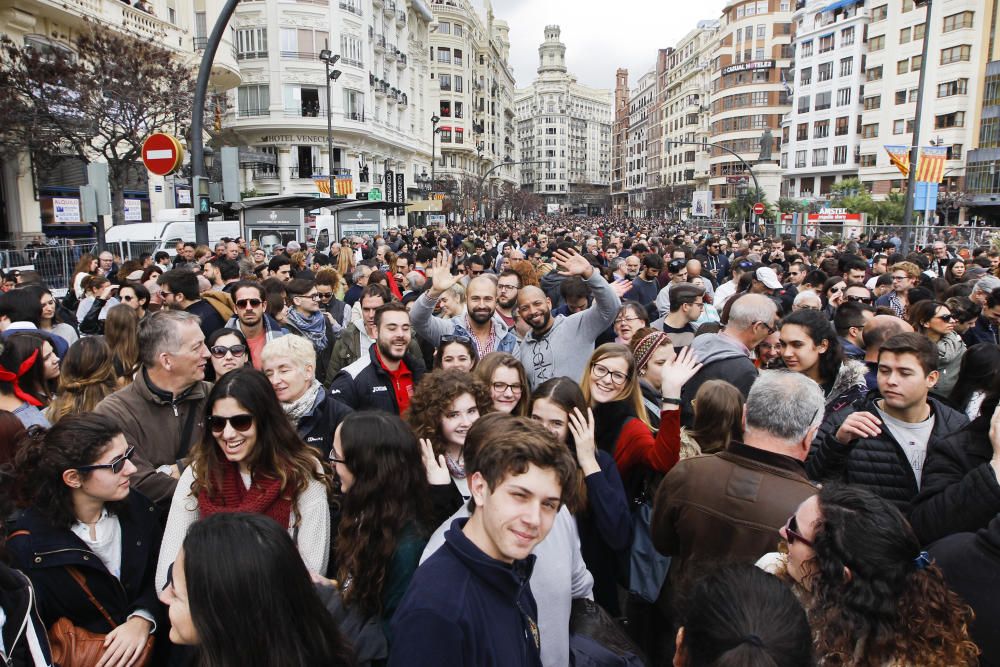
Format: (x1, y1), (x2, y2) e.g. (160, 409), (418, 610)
(159, 290), (174, 299)
(891, 274), (910, 281)
(210, 344), (247, 358)
(783, 513), (814, 548)
(440, 334), (472, 344)
(846, 295), (873, 304)
(208, 414), (254, 434)
(76, 446), (135, 475)
(614, 315), (643, 326)
(829, 286), (844, 294)
(492, 381), (523, 395)
(498, 283), (519, 292)
(297, 294), (322, 302)
(756, 320), (777, 334)
(122, 295), (135, 302)
(235, 298), (263, 309)
(592, 363), (629, 385)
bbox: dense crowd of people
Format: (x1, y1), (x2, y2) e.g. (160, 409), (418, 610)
(0, 220), (999, 666)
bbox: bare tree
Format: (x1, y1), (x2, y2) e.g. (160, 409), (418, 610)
(0, 22), (196, 226)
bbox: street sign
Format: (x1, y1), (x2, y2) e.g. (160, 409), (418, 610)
(142, 133), (184, 176)
(752, 202), (766, 215)
(369, 188), (382, 201)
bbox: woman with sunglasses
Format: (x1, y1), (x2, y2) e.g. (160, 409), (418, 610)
(820, 277), (847, 317)
(432, 333), (478, 372)
(155, 367), (331, 591)
(118, 282), (150, 320)
(473, 351), (529, 416)
(206, 328), (251, 379)
(580, 343), (701, 480)
(9, 413), (161, 667)
(776, 485), (977, 667)
(907, 300), (966, 398)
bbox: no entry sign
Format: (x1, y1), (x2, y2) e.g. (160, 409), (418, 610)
(752, 202), (766, 215)
(142, 133), (184, 176)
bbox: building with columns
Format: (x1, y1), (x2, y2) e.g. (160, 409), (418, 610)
(515, 25), (613, 215)
(610, 68), (630, 216)
(223, 0), (436, 224)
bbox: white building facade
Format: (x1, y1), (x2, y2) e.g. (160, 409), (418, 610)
(626, 70), (656, 217)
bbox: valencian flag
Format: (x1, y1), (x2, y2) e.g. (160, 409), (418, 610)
(915, 146), (948, 183)
(884, 145), (910, 177)
(314, 178), (331, 195)
(335, 177), (354, 196)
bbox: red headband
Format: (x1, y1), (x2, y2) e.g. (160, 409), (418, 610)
(0, 348), (43, 407)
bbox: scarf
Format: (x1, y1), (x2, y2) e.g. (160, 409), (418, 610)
(593, 399), (639, 455)
(0, 349), (43, 407)
(198, 462), (292, 529)
(287, 308), (329, 353)
(283, 379), (323, 426)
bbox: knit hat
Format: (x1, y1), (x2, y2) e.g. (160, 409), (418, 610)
(633, 331), (671, 372)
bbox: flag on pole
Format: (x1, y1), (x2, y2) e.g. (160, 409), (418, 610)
(915, 146), (948, 183)
(884, 145), (910, 177)
(314, 179), (331, 195)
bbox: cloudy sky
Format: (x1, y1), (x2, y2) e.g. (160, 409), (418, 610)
(481, 0), (729, 91)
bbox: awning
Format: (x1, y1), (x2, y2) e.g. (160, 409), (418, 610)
(820, 0), (862, 13)
(455, 127), (464, 132)
(439, 126), (452, 132)
(819, 32), (834, 38)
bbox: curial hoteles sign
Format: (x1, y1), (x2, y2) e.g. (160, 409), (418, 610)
(721, 60), (775, 76)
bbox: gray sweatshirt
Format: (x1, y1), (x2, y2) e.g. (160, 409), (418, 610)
(516, 271), (621, 388)
(420, 505), (594, 667)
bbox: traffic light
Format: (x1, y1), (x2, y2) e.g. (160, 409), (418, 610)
(193, 176), (210, 214)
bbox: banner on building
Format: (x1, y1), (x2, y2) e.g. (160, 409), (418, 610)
(916, 146), (948, 183)
(314, 179), (331, 195)
(52, 197), (81, 223)
(335, 177), (354, 196)
(123, 199), (143, 221)
(884, 145), (910, 177)
(691, 190), (712, 217)
(396, 174), (405, 216)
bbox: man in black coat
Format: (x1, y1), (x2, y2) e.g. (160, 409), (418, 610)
(808, 333), (968, 513)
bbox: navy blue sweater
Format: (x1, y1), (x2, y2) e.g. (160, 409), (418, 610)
(388, 518), (543, 667)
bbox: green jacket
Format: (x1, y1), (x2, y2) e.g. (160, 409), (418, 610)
(324, 322), (424, 386)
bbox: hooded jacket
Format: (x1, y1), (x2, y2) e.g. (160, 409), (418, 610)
(390, 518), (543, 667)
(0, 563), (52, 667)
(680, 332), (757, 426)
(296, 387), (353, 458)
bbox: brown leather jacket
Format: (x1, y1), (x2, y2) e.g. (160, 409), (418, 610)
(651, 441), (818, 592)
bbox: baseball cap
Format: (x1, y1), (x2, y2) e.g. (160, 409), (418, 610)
(755, 266), (783, 290)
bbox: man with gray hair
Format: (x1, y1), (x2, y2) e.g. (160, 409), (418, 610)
(967, 277), (1000, 345)
(680, 293), (779, 425)
(95, 310), (211, 509)
(651, 370), (821, 603)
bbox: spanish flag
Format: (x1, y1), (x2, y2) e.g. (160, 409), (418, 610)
(885, 145), (911, 177)
(915, 146), (948, 183)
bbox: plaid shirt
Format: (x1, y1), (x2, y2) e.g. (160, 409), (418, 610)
(465, 315), (499, 358)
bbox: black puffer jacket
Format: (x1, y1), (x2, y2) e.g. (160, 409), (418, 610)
(296, 387), (353, 458)
(909, 400), (1000, 545)
(807, 393), (969, 513)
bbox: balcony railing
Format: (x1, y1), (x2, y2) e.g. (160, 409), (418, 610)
(385, 0), (396, 15)
(398, 94), (408, 107)
(338, 0), (362, 15)
(342, 57), (364, 69)
(375, 35), (386, 52)
(372, 0), (383, 7)
(385, 46), (397, 61)
(396, 53), (407, 68)
(238, 108), (271, 118)
(396, 10), (406, 25)
(236, 50), (268, 60)
(252, 168), (277, 180)
(280, 51), (319, 60)
(374, 81), (389, 96)
(344, 111), (365, 122)
(287, 101), (322, 117)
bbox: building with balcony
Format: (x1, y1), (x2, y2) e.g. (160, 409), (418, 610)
(625, 69), (656, 217)
(708, 0), (795, 212)
(857, 0), (987, 199)
(223, 0), (435, 221)
(0, 0), (241, 237)
(781, 0), (866, 200)
(659, 20), (720, 220)
(610, 68), (630, 216)
(515, 25), (612, 215)
(427, 0), (517, 202)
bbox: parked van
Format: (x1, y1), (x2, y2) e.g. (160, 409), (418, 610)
(103, 209), (240, 258)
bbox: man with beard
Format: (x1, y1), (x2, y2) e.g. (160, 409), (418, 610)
(411, 253), (518, 357)
(495, 269), (522, 327)
(329, 302), (425, 414)
(516, 248), (620, 389)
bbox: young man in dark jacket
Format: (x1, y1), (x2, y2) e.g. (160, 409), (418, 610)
(809, 333), (968, 513)
(389, 417), (578, 667)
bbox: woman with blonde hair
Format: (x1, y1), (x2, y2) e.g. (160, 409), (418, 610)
(336, 248), (355, 294)
(46, 337), (118, 423)
(474, 352), (529, 416)
(103, 304), (140, 385)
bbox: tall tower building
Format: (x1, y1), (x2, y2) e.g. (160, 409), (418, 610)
(611, 69), (630, 216)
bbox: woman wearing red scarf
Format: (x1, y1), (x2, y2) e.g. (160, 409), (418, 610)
(155, 367), (330, 591)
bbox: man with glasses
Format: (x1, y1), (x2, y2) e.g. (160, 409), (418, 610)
(158, 269), (226, 340)
(654, 283), (704, 348)
(314, 270), (351, 332)
(843, 283), (874, 306)
(495, 269), (521, 328)
(224, 281), (287, 370)
(95, 311), (211, 509)
(652, 371), (821, 621)
(875, 261), (921, 318)
(283, 279), (337, 385)
(461, 255), (487, 287)
(97, 251), (117, 280)
(697, 236), (729, 284)
(834, 301), (875, 361)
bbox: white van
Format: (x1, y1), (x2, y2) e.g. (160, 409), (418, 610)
(103, 209), (240, 259)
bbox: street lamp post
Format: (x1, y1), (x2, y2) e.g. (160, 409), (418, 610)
(430, 114), (440, 197)
(479, 158), (549, 222)
(667, 138), (764, 228)
(319, 50), (342, 197)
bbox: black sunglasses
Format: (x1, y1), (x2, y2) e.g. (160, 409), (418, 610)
(784, 513), (814, 548)
(210, 344), (247, 358)
(76, 446), (135, 474)
(208, 414), (254, 434)
(235, 298), (263, 309)
(846, 295), (872, 304)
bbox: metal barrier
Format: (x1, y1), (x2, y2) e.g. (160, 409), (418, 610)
(761, 223), (1000, 250)
(0, 240), (95, 292)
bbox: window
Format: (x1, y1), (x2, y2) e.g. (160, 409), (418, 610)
(795, 150), (807, 168)
(835, 116), (850, 135)
(950, 144), (963, 159)
(866, 65), (883, 81)
(437, 47), (451, 63)
(343, 88), (364, 120)
(235, 27), (268, 59)
(340, 33), (364, 68)
(816, 91), (831, 110)
(797, 123), (808, 140)
(438, 74), (451, 91)
(902, 0), (914, 12)
(814, 119), (829, 138)
(818, 62), (833, 81)
(834, 145), (848, 164)
(860, 153), (877, 167)
(812, 148), (828, 166)
(757, 24), (766, 38)
(862, 123), (879, 138)
(751, 91), (768, 106)
(895, 89), (908, 104)
(800, 67), (812, 85)
(279, 28), (327, 58)
(237, 84), (269, 116)
(798, 95), (810, 113)
(893, 119), (914, 134)
(938, 78), (969, 97)
(801, 40), (813, 56)
(941, 45), (971, 65)
(455, 76), (463, 93)
(913, 23), (925, 40)
(943, 11), (973, 31)
(439, 100), (451, 117)
(454, 49), (462, 66)
(455, 129), (464, 144)
(454, 101), (463, 118)
(438, 21), (450, 34)
(869, 35), (885, 51)
(871, 4), (888, 21)
(935, 111), (965, 128)
(841, 27), (855, 45)
(911, 54), (923, 70)
(439, 129), (452, 143)
(840, 57), (853, 77)
(897, 59), (909, 75)
(819, 34), (834, 53)
(837, 88), (851, 106)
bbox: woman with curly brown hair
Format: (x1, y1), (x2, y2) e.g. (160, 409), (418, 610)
(46, 337), (118, 423)
(155, 367), (330, 591)
(328, 411), (434, 636)
(404, 368), (492, 500)
(778, 484), (978, 666)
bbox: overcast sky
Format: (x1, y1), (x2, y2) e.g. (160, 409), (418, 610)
(482, 0), (729, 91)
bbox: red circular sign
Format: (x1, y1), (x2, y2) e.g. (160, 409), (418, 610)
(142, 133), (183, 176)
(752, 202), (766, 215)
